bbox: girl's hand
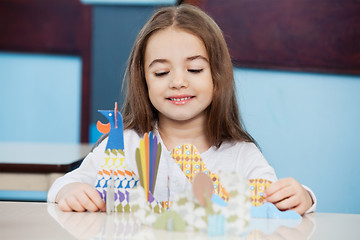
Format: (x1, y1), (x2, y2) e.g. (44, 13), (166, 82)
(264, 178), (313, 215)
(55, 183), (106, 212)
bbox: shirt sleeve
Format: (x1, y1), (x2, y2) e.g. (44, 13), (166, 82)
(47, 140), (107, 202)
(239, 142), (278, 182)
(303, 184), (317, 213)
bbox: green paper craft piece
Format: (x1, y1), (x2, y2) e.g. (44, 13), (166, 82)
(135, 148), (144, 188)
(124, 204), (130, 213)
(111, 149), (118, 156)
(118, 149), (124, 157)
(131, 205), (140, 212)
(105, 149), (110, 156)
(177, 197), (188, 206)
(117, 203), (123, 212)
(145, 211), (152, 217)
(153, 205), (160, 214)
(227, 215), (238, 223)
(205, 197), (215, 216)
(229, 190), (238, 198)
(153, 211), (186, 232)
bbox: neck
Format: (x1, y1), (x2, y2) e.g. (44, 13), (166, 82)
(157, 115), (211, 153)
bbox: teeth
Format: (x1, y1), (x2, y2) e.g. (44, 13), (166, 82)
(171, 97), (191, 101)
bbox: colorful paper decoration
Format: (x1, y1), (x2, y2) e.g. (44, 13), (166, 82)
(135, 132), (161, 201)
(171, 144), (229, 201)
(169, 171), (250, 234)
(96, 102), (124, 151)
(93, 102), (298, 234)
(192, 172), (214, 207)
(248, 179), (302, 219)
(134, 132), (165, 213)
(249, 179), (272, 206)
(94, 103), (139, 213)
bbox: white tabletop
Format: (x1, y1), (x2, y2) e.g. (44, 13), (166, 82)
(0, 142), (92, 165)
(1, 201), (359, 239)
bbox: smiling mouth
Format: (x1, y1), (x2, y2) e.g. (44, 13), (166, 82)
(167, 96), (194, 105)
(168, 96), (193, 101)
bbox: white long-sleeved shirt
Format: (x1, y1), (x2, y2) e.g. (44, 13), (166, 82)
(47, 128), (316, 213)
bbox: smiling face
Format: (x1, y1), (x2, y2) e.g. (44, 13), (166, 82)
(144, 27), (214, 124)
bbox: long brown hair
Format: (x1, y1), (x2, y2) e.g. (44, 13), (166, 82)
(122, 4), (256, 147)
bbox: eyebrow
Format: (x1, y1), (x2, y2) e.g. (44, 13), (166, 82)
(148, 55), (209, 68)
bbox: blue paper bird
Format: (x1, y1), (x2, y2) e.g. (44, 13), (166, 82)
(96, 102), (124, 151)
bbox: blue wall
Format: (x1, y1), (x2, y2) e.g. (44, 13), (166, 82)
(0, 52), (82, 143)
(235, 68), (360, 213)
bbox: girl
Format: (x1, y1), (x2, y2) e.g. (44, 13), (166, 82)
(48, 4), (316, 215)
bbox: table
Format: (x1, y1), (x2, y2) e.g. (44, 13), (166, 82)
(0, 202), (359, 239)
(0, 142), (92, 201)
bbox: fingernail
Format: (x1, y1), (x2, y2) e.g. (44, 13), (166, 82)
(263, 193), (267, 198)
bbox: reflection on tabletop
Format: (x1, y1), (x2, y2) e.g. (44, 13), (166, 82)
(47, 204), (315, 240)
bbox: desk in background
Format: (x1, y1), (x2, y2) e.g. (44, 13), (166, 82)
(0, 142), (92, 201)
(1, 201), (360, 239)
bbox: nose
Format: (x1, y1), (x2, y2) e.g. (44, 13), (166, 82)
(169, 71), (188, 89)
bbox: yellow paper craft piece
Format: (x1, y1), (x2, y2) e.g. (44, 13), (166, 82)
(139, 138), (148, 200)
(171, 144), (229, 201)
(248, 178), (272, 206)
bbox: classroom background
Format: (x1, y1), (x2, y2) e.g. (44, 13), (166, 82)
(1, 0), (359, 214)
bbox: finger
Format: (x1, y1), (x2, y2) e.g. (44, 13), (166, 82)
(67, 195), (86, 212)
(291, 203), (308, 215)
(76, 192), (99, 212)
(274, 195), (300, 211)
(58, 199), (73, 212)
(265, 178), (291, 197)
(265, 185), (295, 204)
(85, 187), (106, 211)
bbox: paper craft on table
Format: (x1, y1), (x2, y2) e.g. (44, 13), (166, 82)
(248, 178), (301, 219)
(94, 102), (139, 213)
(171, 144), (229, 201)
(249, 178), (272, 206)
(135, 132), (165, 213)
(93, 102), (299, 238)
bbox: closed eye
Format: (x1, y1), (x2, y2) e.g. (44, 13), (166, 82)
(155, 71), (169, 77)
(188, 69), (203, 73)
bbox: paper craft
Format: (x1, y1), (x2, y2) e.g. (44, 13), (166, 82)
(249, 178), (272, 206)
(248, 178), (302, 219)
(130, 169), (250, 236)
(192, 172), (214, 206)
(152, 210), (186, 231)
(207, 214), (225, 236)
(134, 132), (165, 213)
(251, 202), (302, 219)
(96, 102), (124, 151)
(94, 103), (139, 213)
(168, 171), (250, 234)
(129, 144), (252, 236)
(171, 144), (229, 201)
(93, 103), (297, 236)
(135, 132), (161, 201)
